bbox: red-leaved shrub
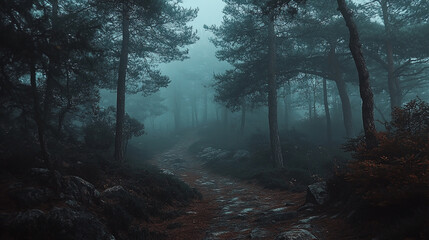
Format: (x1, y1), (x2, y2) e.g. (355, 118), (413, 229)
(343, 99), (429, 207)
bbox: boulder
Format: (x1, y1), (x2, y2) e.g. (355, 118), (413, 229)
(250, 227), (268, 239)
(7, 208), (114, 240)
(9, 187), (55, 208)
(216, 150), (230, 159)
(47, 207), (114, 240)
(65, 200), (81, 209)
(233, 150), (250, 161)
(101, 185), (128, 199)
(9, 209), (47, 235)
(199, 147), (231, 161)
(62, 176), (100, 204)
(305, 182), (329, 205)
(101, 186), (147, 220)
(275, 229), (317, 240)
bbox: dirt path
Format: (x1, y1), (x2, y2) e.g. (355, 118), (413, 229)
(148, 133), (355, 240)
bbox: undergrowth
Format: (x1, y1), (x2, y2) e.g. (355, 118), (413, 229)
(329, 99), (429, 240)
(190, 128), (346, 191)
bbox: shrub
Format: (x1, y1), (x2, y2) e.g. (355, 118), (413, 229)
(342, 99), (429, 207)
(83, 106), (144, 150)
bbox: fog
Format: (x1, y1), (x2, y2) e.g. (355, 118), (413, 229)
(1, 0), (428, 239)
(96, 0), (429, 145)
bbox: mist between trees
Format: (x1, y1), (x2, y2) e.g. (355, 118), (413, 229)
(2, 0), (428, 166)
(1, 0), (429, 239)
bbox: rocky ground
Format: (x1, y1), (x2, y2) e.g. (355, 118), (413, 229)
(0, 133), (359, 240)
(0, 151), (199, 240)
(148, 134), (358, 240)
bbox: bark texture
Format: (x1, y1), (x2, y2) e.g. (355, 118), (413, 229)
(30, 61), (50, 168)
(323, 78), (332, 142)
(329, 44), (353, 137)
(240, 103), (246, 135)
(283, 83), (291, 130)
(337, 0), (378, 149)
(381, 0), (401, 110)
(43, 0), (59, 126)
(114, 4), (130, 163)
(268, 15), (284, 168)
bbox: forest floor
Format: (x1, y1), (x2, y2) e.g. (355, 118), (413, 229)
(147, 132), (359, 240)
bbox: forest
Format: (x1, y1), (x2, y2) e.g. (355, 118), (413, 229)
(0, 0), (428, 239)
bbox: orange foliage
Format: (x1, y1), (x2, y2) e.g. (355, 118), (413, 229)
(343, 99), (429, 207)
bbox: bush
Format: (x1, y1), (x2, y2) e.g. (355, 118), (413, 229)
(83, 106), (144, 150)
(342, 99), (429, 207)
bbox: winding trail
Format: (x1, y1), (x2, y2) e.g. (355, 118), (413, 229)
(148, 133), (355, 240)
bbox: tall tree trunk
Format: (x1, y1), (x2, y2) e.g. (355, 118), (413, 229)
(57, 69), (71, 136)
(312, 84), (317, 119)
(223, 107), (228, 129)
(173, 93), (181, 131)
(329, 44), (353, 137)
(203, 89), (208, 123)
(381, 0), (401, 110)
(337, 0), (378, 149)
(268, 15), (284, 168)
(30, 61), (50, 168)
(193, 95), (198, 126)
(283, 83), (291, 130)
(240, 103), (246, 135)
(114, 4), (130, 163)
(323, 78), (332, 143)
(44, 0), (59, 126)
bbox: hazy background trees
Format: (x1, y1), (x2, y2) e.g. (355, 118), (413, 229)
(1, 0), (428, 166)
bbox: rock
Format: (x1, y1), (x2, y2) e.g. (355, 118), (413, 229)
(271, 207), (288, 212)
(10, 187), (55, 208)
(298, 203), (315, 212)
(305, 182), (329, 205)
(62, 176), (100, 204)
(65, 199), (81, 209)
(161, 169), (174, 175)
(250, 227), (268, 239)
(299, 216), (318, 224)
(101, 185), (147, 220)
(5, 209), (47, 239)
(102, 185), (127, 198)
(256, 211), (298, 224)
(275, 229), (317, 240)
(173, 158), (185, 164)
(47, 207), (114, 240)
(199, 147), (231, 161)
(10, 209), (46, 228)
(293, 224), (313, 230)
(233, 150), (250, 161)
(216, 150), (230, 159)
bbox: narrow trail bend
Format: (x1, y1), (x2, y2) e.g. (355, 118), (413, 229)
(148, 133), (354, 240)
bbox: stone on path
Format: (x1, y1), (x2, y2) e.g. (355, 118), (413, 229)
(305, 182), (329, 205)
(275, 229), (317, 240)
